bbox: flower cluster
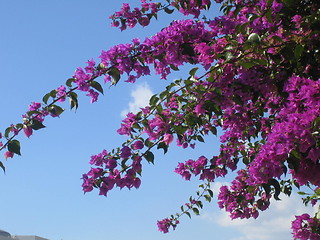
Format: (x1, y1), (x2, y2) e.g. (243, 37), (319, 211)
(82, 147), (143, 196)
(157, 218), (179, 233)
(1, 0), (320, 237)
(110, 1), (162, 30)
(248, 75), (320, 186)
(218, 170), (270, 219)
(73, 59), (103, 103)
(171, 0), (212, 18)
(292, 214), (320, 240)
(110, 0), (216, 31)
(175, 156), (227, 181)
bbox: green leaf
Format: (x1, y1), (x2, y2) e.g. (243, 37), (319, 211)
(159, 89), (169, 100)
(240, 22), (249, 34)
(42, 93), (51, 104)
(49, 90), (57, 98)
(316, 209), (320, 220)
(149, 94), (159, 106)
(192, 207), (200, 215)
(223, 5), (232, 15)
(282, 0), (293, 6)
(313, 117), (320, 130)
(27, 110), (41, 117)
(169, 64), (179, 71)
(255, 59), (268, 66)
(4, 126), (13, 138)
(283, 185), (292, 196)
(210, 126), (217, 135)
(157, 142), (168, 154)
(185, 211), (192, 219)
(197, 135), (205, 143)
(48, 105), (64, 116)
(248, 14), (259, 22)
(297, 191), (307, 195)
(68, 92), (78, 110)
(0, 161), (5, 173)
(144, 151), (154, 164)
(287, 150), (300, 172)
(269, 178), (281, 200)
(16, 123), (23, 129)
(267, 0), (274, 6)
(239, 61), (257, 69)
(207, 189), (214, 198)
(262, 183), (271, 196)
(247, 33), (261, 43)
(8, 140), (21, 155)
(266, 9), (273, 23)
(189, 67), (199, 76)
(144, 138), (153, 148)
(156, 104), (163, 114)
(204, 194), (211, 202)
(294, 180), (300, 189)
(173, 125), (188, 135)
(96, 63), (105, 70)
(185, 114), (201, 128)
(271, 35), (283, 43)
(196, 200), (203, 209)
(233, 5), (242, 17)
(108, 67), (121, 85)
(294, 44), (304, 60)
(29, 119), (46, 130)
(281, 163), (288, 176)
(181, 43), (195, 58)
(225, 51), (234, 61)
(66, 78), (75, 87)
(90, 81), (104, 94)
(291, 149), (301, 159)
(207, 72), (215, 82)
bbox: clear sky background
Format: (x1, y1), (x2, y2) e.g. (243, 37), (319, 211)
(0, 1), (316, 240)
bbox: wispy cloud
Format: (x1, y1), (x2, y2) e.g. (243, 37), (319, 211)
(201, 182), (318, 240)
(121, 82), (153, 118)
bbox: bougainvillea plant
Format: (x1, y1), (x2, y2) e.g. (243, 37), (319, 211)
(1, 0), (320, 239)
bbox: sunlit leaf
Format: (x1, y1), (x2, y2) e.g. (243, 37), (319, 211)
(8, 140), (21, 155)
(29, 119), (46, 130)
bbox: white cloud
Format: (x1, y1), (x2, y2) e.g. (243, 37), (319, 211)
(211, 181), (231, 196)
(121, 83), (153, 118)
(200, 182), (318, 240)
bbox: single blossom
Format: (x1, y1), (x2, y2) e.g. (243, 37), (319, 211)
(120, 146), (131, 159)
(23, 126), (33, 138)
(4, 151), (14, 160)
(132, 140), (144, 150)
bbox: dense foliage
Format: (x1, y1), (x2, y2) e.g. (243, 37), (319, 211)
(1, 0), (320, 239)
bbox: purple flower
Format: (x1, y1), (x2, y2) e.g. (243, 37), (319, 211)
(4, 151), (14, 160)
(23, 126), (33, 138)
(120, 146), (131, 159)
(29, 102), (42, 111)
(84, 59), (96, 73)
(56, 85), (66, 102)
(157, 219), (171, 233)
(105, 158), (117, 170)
(163, 134), (174, 145)
(132, 140), (144, 150)
(86, 89), (99, 103)
(292, 214), (320, 240)
(133, 177), (141, 189)
(81, 174), (94, 193)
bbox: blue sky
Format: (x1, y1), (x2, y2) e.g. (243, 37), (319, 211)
(0, 1), (316, 240)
